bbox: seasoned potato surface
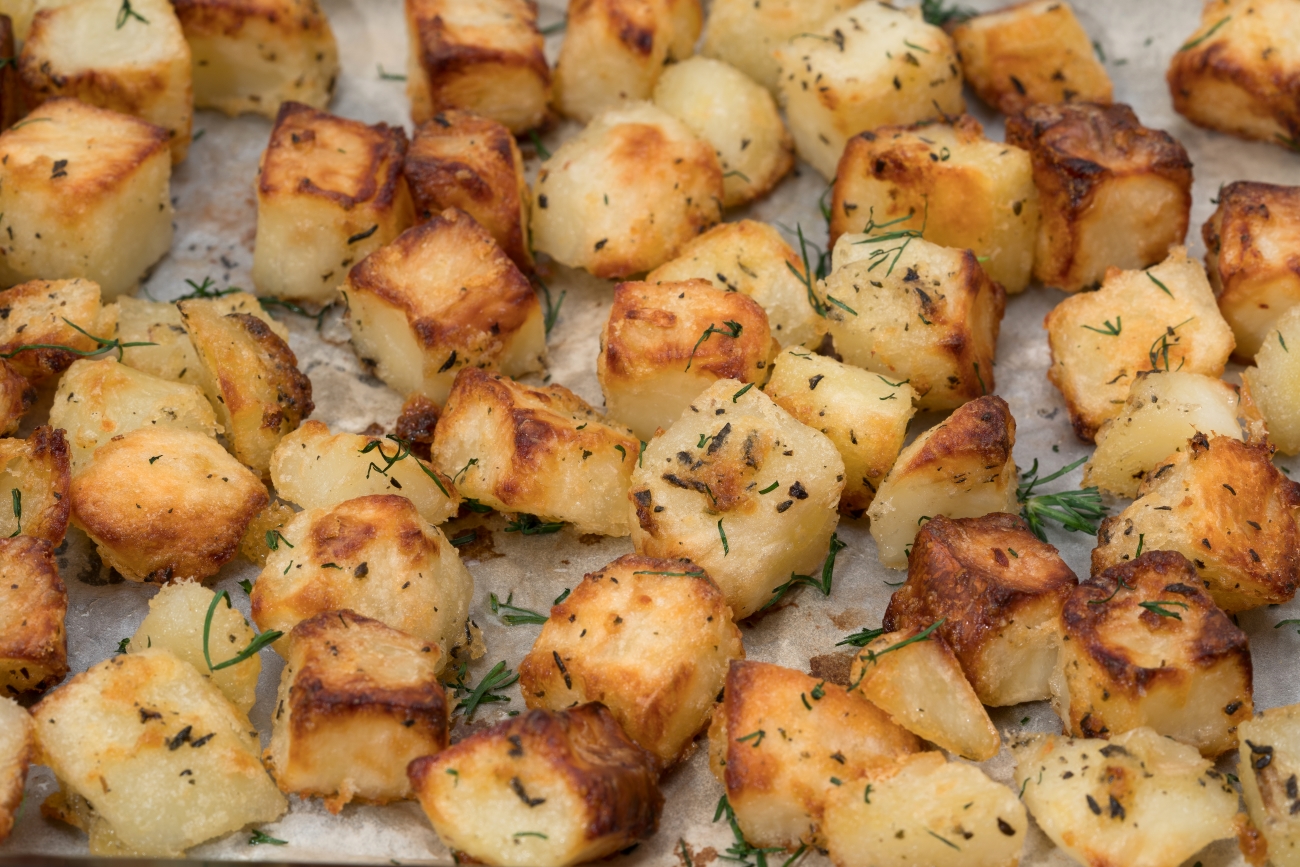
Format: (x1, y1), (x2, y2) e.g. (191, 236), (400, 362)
(0, 535), (66, 696)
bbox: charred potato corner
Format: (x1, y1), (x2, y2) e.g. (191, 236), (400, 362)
(5, 0), (1300, 864)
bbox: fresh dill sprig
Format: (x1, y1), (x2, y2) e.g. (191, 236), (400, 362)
(1017, 456), (1107, 541)
(504, 514), (565, 535)
(0, 319), (155, 363)
(527, 130), (551, 160)
(377, 64), (406, 81)
(202, 591), (282, 672)
(1179, 15), (1230, 51)
(175, 276), (239, 301)
(489, 592), (548, 626)
(535, 277), (565, 335)
(248, 830), (286, 846)
(1148, 317), (1194, 371)
(836, 626), (886, 647)
(853, 619), (944, 672)
(449, 660), (519, 719)
(358, 435), (452, 497)
(7, 489), (18, 538)
(1275, 619), (1300, 634)
(686, 320), (743, 371)
(784, 223), (832, 317)
(1139, 599), (1190, 620)
(713, 795), (787, 867)
(920, 0), (976, 26)
(761, 533), (846, 611)
(116, 0), (148, 28)
(1081, 316), (1122, 337)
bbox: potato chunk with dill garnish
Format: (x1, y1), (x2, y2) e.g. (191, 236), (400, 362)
(0, 425), (70, 545)
(0, 278), (117, 383)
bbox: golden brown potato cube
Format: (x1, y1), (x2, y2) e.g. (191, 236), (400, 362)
(180, 300), (313, 477)
(408, 703), (663, 866)
(0, 536), (66, 696)
(19, 0), (191, 163)
(707, 659), (921, 848)
(1083, 371), (1244, 499)
(629, 378), (844, 619)
(1239, 703), (1300, 867)
(237, 498), (295, 566)
(0, 359), (33, 437)
(70, 427), (267, 583)
(1006, 102), (1192, 293)
(700, 0), (849, 93)
(1203, 181), (1300, 359)
(652, 57), (793, 208)
(774, 1), (965, 181)
(821, 233), (1005, 411)
(406, 0), (550, 134)
(1243, 304), (1300, 455)
(0, 278), (116, 382)
(553, 0), (700, 124)
(597, 279), (777, 441)
(127, 581), (260, 715)
(646, 220), (820, 349)
(0, 696), (33, 843)
(344, 207), (545, 406)
(0, 99), (172, 298)
(395, 393), (440, 460)
(0, 425), (70, 545)
(252, 101), (413, 304)
(848, 628), (998, 761)
(432, 370), (641, 537)
(32, 648), (286, 857)
(530, 102), (723, 279)
(823, 752), (1027, 867)
(884, 513), (1077, 706)
(49, 359), (220, 475)
(830, 116), (1040, 294)
(1054, 550), (1253, 757)
(1092, 434), (1300, 613)
(0, 16), (21, 134)
(764, 346), (916, 517)
(1013, 727), (1238, 867)
(250, 495), (473, 667)
(951, 0), (1112, 116)
(1044, 247), (1235, 441)
(266, 610), (448, 812)
(404, 110), (532, 272)
(518, 553), (743, 767)
(173, 0), (339, 118)
(867, 397), (1019, 569)
(1168, 0), (1300, 150)
(270, 420), (459, 527)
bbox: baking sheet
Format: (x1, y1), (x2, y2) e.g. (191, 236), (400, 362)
(2, 0), (1299, 863)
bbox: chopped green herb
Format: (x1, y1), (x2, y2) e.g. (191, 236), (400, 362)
(148, 455), (162, 464)
(837, 626), (886, 647)
(453, 457), (479, 484)
(686, 320), (743, 371)
(638, 440), (647, 468)
(853, 619), (945, 679)
(1082, 316), (1122, 337)
(732, 382), (754, 402)
(632, 569), (704, 577)
(264, 529), (293, 551)
(758, 480), (780, 495)
(513, 831), (547, 839)
(553, 588), (571, 605)
(785, 223), (831, 317)
(0, 318), (155, 363)
(202, 591), (282, 672)
(927, 830), (960, 851)
(737, 729), (766, 747)
(1147, 272), (1173, 297)
(877, 375), (909, 388)
(761, 533), (846, 610)
(614, 444), (627, 461)
(1139, 599), (1190, 620)
(717, 518), (729, 555)
(115, 637), (130, 654)
(504, 514), (565, 535)
(527, 130), (551, 160)
(377, 64), (406, 81)
(1179, 15), (1230, 51)
(7, 489), (18, 537)
(449, 660), (519, 719)
(489, 592), (548, 626)
(116, 0), (148, 28)
(920, 0), (975, 25)
(826, 295), (858, 316)
(1135, 532), (1145, 558)
(1088, 578), (1132, 606)
(535, 277), (565, 335)
(238, 579), (253, 595)
(1017, 456), (1106, 541)
(722, 170), (752, 182)
(248, 830), (286, 846)
(1276, 619), (1300, 634)
(1148, 317), (1195, 371)
(449, 530), (476, 547)
(1281, 333), (1289, 352)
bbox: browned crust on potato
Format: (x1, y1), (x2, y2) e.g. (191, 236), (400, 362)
(172, 0), (334, 39)
(0, 535), (67, 696)
(407, 0), (550, 108)
(893, 394), (1015, 476)
(0, 279), (110, 383)
(228, 312), (314, 427)
(0, 425), (71, 546)
(0, 360), (35, 438)
(395, 394), (440, 461)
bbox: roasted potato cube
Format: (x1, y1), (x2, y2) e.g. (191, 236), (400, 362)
(70, 427), (267, 583)
(406, 0), (549, 134)
(1044, 247), (1235, 441)
(1092, 435), (1300, 613)
(629, 378), (844, 619)
(432, 370), (641, 537)
(598, 279), (777, 441)
(1167, 0), (1300, 150)
(1006, 102), (1192, 293)
(774, 2), (964, 181)
(1055, 550), (1253, 756)
(700, 0), (848, 93)
(848, 628), (999, 761)
(395, 393), (439, 461)
(127, 581), (260, 715)
(0, 536), (65, 696)
(530, 102), (723, 279)
(646, 220), (821, 349)
(951, 0), (1112, 116)
(271, 420), (459, 527)
(344, 207), (545, 406)
(0, 278), (116, 382)
(0, 696), (33, 843)
(0, 99), (172, 298)
(821, 233), (1005, 411)
(1083, 372), (1244, 498)
(1243, 305), (1300, 455)
(49, 359), (220, 475)
(707, 659), (921, 848)
(404, 110), (532, 272)
(1203, 181), (1300, 359)
(519, 553), (743, 767)
(884, 513), (1077, 705)
(266, 610), (447, 812)
(180, 300), (313, 477)
(823, 752), (1027, 867)
(652, 57), (793, 208)
(1012, 727), (1238, 867)
(250, 495), (473, 667)
(252, 101), (413, 303)
(0, 425), (70, 545)
(867, 396), (1019, 569)
(31, 648), (286, 857)
(173, 0), (339, 118)
(0, 359), (33, 437)
(764, 346), (916, 517)
(1239, 703), (1300, 867)
(19, 0), (192, 163)
(830, 116), (1040, 294)
(409, 703), (662, 866)
(553, 0), (700, 124)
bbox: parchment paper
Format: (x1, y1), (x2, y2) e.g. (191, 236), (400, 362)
(2, 0), (1298, 862)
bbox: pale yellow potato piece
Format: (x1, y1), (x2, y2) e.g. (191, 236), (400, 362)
(700, 0), (848, 92)
(1242, 304), (1300, 454)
